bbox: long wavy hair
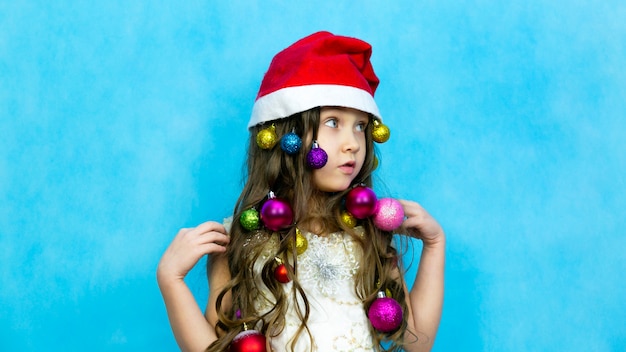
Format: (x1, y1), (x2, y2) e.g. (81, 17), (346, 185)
(207, 107), (411, 351)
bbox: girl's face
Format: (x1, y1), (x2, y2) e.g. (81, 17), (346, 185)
(312, 107), (369, 192)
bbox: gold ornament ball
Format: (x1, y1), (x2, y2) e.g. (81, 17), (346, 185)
(372, 120), (390, 143)
(341, 210), (357, 228)
(256, 125), (278, 149)
(290, 228), (308, 255)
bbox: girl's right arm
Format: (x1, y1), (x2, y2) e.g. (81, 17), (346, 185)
(157, 221), (231, 352)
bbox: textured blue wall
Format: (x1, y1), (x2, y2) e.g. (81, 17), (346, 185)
(1, 1), (625, 351)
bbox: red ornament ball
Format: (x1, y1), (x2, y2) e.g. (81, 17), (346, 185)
(260, 198), (294, 231)
(274, 263), (291, 283)
(372, 198), (405, 231)
(230, 329), (267, 352)
(368, 296), (403, 333)
(345, 186), (378, 219)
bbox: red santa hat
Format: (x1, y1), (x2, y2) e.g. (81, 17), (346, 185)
(248, 31), (382, 128)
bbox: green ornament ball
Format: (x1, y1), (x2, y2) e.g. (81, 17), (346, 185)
(240, 208), (260, 231)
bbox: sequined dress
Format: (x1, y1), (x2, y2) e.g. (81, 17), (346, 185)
(249, 229), (375, 351)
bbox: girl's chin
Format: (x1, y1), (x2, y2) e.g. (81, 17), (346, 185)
(319, 184), (352, 193)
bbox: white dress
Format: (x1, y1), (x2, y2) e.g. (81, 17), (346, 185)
(249, 229), (375, 351)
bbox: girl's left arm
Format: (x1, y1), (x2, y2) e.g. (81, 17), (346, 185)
(398, 200), (445, 352)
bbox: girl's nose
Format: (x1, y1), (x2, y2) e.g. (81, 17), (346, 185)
(342, 130), (360, 153)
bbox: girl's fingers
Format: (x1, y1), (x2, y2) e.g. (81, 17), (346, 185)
(397, 199), (443, 241)
(398, 199), (425, 216)
(181, 233), (230, 254)
(192, 221), (228, 236)
(178, 221), (230, 246)
(199, 242), (228, 255)
(197, 232), (230, 246)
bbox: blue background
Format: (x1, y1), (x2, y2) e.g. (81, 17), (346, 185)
(2, 1), (625, 351)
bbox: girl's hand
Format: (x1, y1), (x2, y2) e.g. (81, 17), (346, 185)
(157, 221), (230, 285)
(398, 200), (444, 247)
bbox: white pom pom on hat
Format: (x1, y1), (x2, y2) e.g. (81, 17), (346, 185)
(248, 31), (382, 129)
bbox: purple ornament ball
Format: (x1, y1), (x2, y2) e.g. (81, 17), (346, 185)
(368, 297), (403, 333)
(260, 198), (294, 231)
(372, 198), (405, 231)
(306, 147), (328, 169)
(345, 186), (378, 219)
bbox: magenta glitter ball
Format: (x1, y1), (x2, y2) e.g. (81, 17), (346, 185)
(345, 186), (378, 219)
(368, 297), (403, 333)
(260, 198), (294, 231)
(230, 329), (267, 352)
(372, 198), (405, 231)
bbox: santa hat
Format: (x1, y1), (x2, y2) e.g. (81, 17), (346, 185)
(248, 31), (381, 129)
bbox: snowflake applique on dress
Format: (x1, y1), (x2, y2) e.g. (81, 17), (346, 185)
(298, 231), (360, 297)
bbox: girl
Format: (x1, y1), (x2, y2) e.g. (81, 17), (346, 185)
(157, 31), (445, 352)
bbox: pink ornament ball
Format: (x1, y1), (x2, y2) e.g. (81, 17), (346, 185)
(260, 198), (294, 231)
(368, 297), (403, 333)
(230, 329), (267, 352)
(372, 198), (405, 231)
(345, 186), (378, 219)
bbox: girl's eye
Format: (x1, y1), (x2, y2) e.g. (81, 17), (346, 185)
(324, 119), (338, 128)
(356, 122), (368, 132)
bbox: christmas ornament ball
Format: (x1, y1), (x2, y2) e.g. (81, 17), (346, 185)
(230, 329), (267, 352)
(260, 198), (294, 232)
(340, 210), (357, 228)
(256, 125), (278, 149)
(240, 208), (260, 231)
(274, 263), (291, 283)
(280, 132), (302, 155)
(289, 229), (308, 255)
(306, 142), (328, 169)
(368, 296), (403, 333)
(372, 198), (405, 231)
(372, 120), (390, 143)
(345, 186), (378, 219)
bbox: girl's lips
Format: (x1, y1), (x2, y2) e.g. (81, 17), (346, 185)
(339, 162), (356, 174)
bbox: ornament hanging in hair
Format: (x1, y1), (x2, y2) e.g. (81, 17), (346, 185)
(306, 141), (328, 169)
(230, 310), (267, 352)
(239, 208), (260, 231)
(256, 124), (278, 149)
(273, 257), (291, 283)
(371, 119), (390, 143)
(280, 130), (302, 155)
(340, 210), (357, 228)
(368, 290), (403, 333)
(260, 191), (294, 232)
(288, 228), (308, 255)
(345, 184), (378, 219)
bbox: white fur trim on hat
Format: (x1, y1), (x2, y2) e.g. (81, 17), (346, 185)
(248, 84), (382, 128)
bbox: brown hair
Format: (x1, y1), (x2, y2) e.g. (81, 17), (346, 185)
(207, 108), (409, 351)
